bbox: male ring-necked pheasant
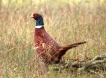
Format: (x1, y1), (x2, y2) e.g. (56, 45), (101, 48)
(31, 13), (86, 64)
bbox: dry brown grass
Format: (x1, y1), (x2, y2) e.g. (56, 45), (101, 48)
(0, 1), (106, 78)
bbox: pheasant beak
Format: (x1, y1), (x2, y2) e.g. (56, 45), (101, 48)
(30, 14), (34, 18)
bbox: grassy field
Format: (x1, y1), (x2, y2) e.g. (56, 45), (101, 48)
(0, 0), (106, 78)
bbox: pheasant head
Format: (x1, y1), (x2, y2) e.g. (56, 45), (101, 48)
(31, 13), (44, 27)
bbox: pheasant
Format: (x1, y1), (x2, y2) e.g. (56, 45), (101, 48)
(31, 13), (86, 64)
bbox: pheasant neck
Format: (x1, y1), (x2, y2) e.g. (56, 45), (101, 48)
(35, 25), (44, 28)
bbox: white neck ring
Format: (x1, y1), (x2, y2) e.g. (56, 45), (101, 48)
(35, 25), (43, 28)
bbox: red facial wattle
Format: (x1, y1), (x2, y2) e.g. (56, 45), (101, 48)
(33, 13), (38, 19)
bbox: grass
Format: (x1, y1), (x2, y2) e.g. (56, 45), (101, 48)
(0, 0), (106, 78)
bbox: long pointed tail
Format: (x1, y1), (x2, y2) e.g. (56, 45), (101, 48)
(62, 41), (86, 50)
(58, 41), (86, 57)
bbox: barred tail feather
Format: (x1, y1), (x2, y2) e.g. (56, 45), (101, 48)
(58, 41), (86, 57)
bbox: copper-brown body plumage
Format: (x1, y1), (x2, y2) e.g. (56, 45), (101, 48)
(31, 13), (86, 64)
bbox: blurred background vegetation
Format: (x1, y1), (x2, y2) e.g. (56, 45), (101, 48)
(0, 0), (106, 7)
(0, 0), (106, 78)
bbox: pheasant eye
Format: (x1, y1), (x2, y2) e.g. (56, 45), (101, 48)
(33, 14), (37, 19)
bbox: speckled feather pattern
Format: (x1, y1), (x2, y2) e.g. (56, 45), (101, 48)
(32, 13), (86, 64)
(34, 27), (61, 64)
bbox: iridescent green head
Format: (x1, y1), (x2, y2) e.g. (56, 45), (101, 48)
(31, 13), (44, 26)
